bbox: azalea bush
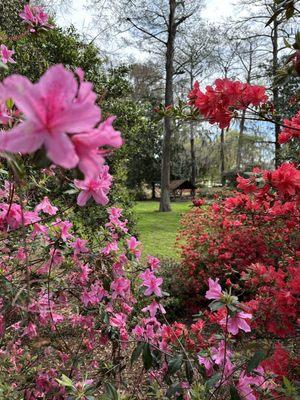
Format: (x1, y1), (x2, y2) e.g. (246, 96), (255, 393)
(0, 4), (299, 400)
(0, 58), (296, 400)
(178, 163), (299, 337)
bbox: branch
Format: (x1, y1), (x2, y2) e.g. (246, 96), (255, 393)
(126, 18), (167, 45)
(175, 12), (193, 28)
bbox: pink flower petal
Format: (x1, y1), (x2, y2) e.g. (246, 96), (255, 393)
(0, 122), (44, 153)
(44, 132), (78, 168)
(77, 191), (91, 206)
(3, 75), (43, 124)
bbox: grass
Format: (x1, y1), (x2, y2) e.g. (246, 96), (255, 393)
(133, 200), (191, 260)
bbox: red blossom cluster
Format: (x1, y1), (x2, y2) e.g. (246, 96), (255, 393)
(188, 78), (268, 128)
(244, 260), (299, 337)
(178, 163), (300, 337)
(279, 110), (300, 144)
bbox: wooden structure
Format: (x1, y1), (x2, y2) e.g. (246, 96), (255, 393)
(152, 179), (196, 200)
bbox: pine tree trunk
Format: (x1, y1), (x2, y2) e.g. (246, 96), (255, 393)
(190, 122), (196, 186)
(236, 109), (246, 171)
(220, 129), (225, 186)
(159, 0), (176, 212)
(272, 14), (281, 168)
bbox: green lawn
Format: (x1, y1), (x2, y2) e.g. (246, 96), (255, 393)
(133, 201), (191, 259)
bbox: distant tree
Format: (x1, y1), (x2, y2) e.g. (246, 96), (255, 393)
(174, 25), (218, 186)
(234, 0), (299, 167)
(91, 0), (205, 211)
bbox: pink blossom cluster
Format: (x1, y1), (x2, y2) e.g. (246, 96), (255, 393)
(0, 64), (122, 206)
(19, 4), (53, 32)
(0, 44), (16, 65)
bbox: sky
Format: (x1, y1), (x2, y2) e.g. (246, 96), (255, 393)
(55, 0), (235, 60)
(56, 0), (235, 28)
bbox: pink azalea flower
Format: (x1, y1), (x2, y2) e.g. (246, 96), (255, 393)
(35, 196), (58, 215)
(55, 220), (73, 241)
(126, 236), (141, 258)
(211, 340), (232, 366)
(23, 322), (38, 339)
(148, 256), (160, 271)
(101, 241), (119, 255)
(74, 165), (112, 206)
(0, 64), (100, 169)
(32, 223), (49, 239)
(221, 311), (252, 335)
(198, 355), (214, 376)
(72, 116), (122, 179)
(110, 312), (127, 329)
(0, 45), (16, 64)
(140, 269), (163, 297)
(205, 278), (222, 300)
(78, 263), (91, 285)
(132, 325), (145, 339)
(19, 4), (53, 31)
(81, 281), (107, 307)
(108, 207), (122, 220)
(70, 238), (89, 256)
(142, 301), (166, 317)
(237, 369), (266, 400)
(110, 277), (131, 299)
(211, 340), (233, 378)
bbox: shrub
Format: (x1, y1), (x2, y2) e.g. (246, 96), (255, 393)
(178, 164), (300, 337)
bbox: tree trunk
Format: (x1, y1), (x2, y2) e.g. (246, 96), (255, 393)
(236, 109), (246, 171)
(272, 14), (281, 168)
(190, 122), (196, 186)
(189, 72), (196, 188)
(236, 43), (252, 172)
(159, 0), (176, 212)
(220, 129), (225, 186)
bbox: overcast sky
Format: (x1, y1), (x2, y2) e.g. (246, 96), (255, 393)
(55, 0), (235, 60)
(56, 0), (235, 27)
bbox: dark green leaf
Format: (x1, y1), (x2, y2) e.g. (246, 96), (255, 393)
(104, 383), (119, 400)
(142, 343), (153, 371)
(168, 354), (183, 375)
(230, 386), (242, 400)
(246, 350), (267, 373)
(166, 382), (182, 398)
(131, 342), (144, 366)
(205, 373), (221, 389)
(209, 301), (224, 311)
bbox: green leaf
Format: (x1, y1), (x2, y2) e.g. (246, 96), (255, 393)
(230, 386), (242, 400)
(246, 350), (267, 373)
(56, 374), (73, 388)
(209, 301), (224, 311)
(166, 382), (182, 398)
(0, 61), (8, 70)
(142, 343), (153, 371)
(131, 342), (144, 366)
(104, 383), (119, 400)
(227, 304), (238, 313)
(168, 354), (183, 375)
(205, 373), (221, 389)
